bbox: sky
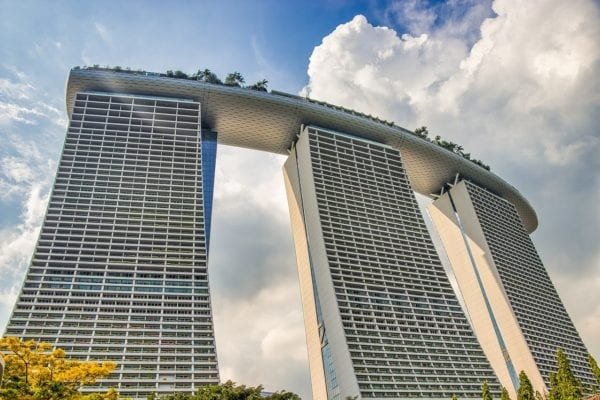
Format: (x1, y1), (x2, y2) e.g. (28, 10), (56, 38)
(0, 0), (598, 398)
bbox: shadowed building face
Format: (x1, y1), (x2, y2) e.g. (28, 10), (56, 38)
(428, 180), (595, 397)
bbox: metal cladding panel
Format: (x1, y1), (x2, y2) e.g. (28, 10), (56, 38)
(66, 68), (538, 233)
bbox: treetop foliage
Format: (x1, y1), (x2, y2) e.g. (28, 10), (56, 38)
(155, 380), (300, 400)
(589, 354), (600, 390)
(413, 125), (491, 171)
(548, 349), (583, 400)
(518, 371), (535, 400)
(0, 336), (116, 400)
(482, 380), (493, 400)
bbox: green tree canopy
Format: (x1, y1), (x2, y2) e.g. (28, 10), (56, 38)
(414, 126), (429, 138)
(482, 380), (493, 400)
(224, 72), (245, 87)
(589, 354), (600, 390)
(548, 348), (582, 400)
(173, 70), (188, 79)
(248, 79), (268, 92)
(518, 371), (535, 400)
(157, 380), (300, 400)
(195, 69), (222, 84)
(501, 387), (511, 400)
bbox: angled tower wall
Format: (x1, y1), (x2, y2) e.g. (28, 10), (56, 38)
(429, 180), (594, 396)
(284, 126), (501, 399)
(4, 92), (219, 398)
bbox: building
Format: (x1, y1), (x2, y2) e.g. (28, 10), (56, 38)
(5, 92), (219, 397)
(428, 179), (595, 397)
(284, 127), (500, 399)
(3, 67), (594, 399)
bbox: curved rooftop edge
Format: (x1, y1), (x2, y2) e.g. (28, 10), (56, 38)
(66, 68), (538, 232)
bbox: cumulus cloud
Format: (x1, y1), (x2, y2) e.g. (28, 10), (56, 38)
(0, 67), (68, 127)
(303, 0), (600, 356)
(94, 22), (112, 46)
(0, 183), (49, 273)
(0, 180), (51, 329)
(209, 146), (311, 398)
(0, 78), (34, 99)
(0, 69), (60, 325)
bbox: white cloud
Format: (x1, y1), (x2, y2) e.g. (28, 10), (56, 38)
(94, 22), (112, 45)
(214, 146), (290, 222)
(303, 0), (600, 357)
(0, 285), (20, 316)
(0, 190), (47, 330)
(0, 136), (55, 330)
(208, 146), (311, 398)
(384, 0), (437, 35)
(0, 70), (67, 127)
(1, 156), (35, 183)
(0, 184), (48, 272)
(0, 102), (44, 125)
(0, 78), (34, 99)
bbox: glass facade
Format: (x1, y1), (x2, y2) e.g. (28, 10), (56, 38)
(201, 131), (217, 248)
(285, 126), (501, 399)
(4, 93), (219, 398)
(463, 181), (595, 388)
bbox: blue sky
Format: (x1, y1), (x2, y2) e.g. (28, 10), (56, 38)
(1, 1), (598, 398)
(2, 1), (389, 94)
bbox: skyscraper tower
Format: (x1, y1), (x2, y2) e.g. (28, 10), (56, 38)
(428, 179), (594, 397)
(5, 92), (219, 398)
(284, 126), (501, 399)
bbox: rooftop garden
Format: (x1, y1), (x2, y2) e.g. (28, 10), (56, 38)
(73, 65), (491, 171)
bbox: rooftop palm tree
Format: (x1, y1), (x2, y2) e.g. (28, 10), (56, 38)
(249, 79), (268, 91)
(196, 68), (222, 84)
(224, 71), (245, 87)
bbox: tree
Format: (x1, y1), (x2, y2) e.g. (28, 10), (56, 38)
(248, 79), (268, 92)
(535, 391), (546, 400)
(268, 391), (301, 400)
(548, 348), (582, 400)
(0, 336), (116, 400)
(157, 380), (300, 400)
(518, 371), (535, 400)
(589, 354), (600, 389)
(548, 373), (560, 400)
(414, 126), (429, 139)
(482, 380), (493, 400)
(224, 72), (245, 87)
(195, 69), (222, 84)
(452, 394), (459, 400)
(173, 70), (188, 79)
(501, 387), (512, 400)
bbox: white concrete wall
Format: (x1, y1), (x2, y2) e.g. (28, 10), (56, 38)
(429, 181), (546, 397)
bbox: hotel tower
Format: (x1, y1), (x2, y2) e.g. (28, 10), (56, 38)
(4, 67), (594, 399)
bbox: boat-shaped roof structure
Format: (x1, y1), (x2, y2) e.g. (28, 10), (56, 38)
(66, 68), (538, 232)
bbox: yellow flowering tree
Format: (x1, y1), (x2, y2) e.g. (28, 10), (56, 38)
(0, 336), (116, 400)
